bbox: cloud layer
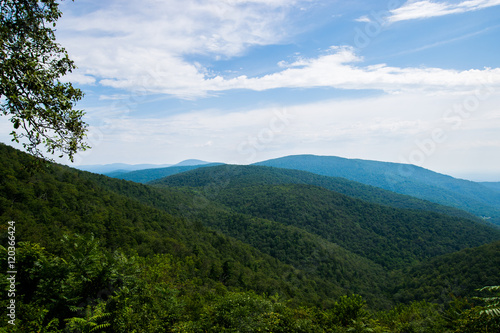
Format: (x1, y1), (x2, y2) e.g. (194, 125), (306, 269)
(59, 0), (301, 97)
(68, 92), (500, 178)
(211, 47), (500, 94)
(45, 0), (500, 179)
(387, 0), (500, 23)
(58, 0), (500, 99)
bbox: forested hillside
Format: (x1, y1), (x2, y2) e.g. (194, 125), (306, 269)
(152, 165), (500, 270)
(1, 143), (500, 332)
(149, 164), (479, 220)
(0, 144), (351, 330)
(255, 155), (500, 225)
(392, 240), (500, 304)
(0, 144), (324, 298)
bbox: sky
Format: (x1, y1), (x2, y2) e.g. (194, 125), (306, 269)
(2, 0), (500, 180)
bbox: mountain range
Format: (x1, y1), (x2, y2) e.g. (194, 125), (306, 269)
(76, 159), (212, 175)
(255, 155), (500, 225)
(101, 154), (500, 225)
(151, 164), (498, 269)
(482, 181), (500, 193)
(1, 143), (499, 331)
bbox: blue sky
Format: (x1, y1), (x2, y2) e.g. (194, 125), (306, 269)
(2, 0), (500, 180)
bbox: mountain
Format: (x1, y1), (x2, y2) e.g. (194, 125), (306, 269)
(254, 155), (500, 225)
(0, 144), (409, 305)
(1, 143), (499, 331)
(77, 160), (211, 176)
(0, 143), (353, 306)
(76, 162), (172, 174)
(152, 165), (500, 270)
(148, 164), (479, 221)
(171, 159), (212, 167)
(110, 163), (224, 183)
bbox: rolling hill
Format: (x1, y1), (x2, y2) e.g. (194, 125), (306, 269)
(0, 143), (336, 304)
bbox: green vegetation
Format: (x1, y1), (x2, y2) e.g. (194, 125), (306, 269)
(0, 0), (88, 161)
(153, 165), (500, 270)
(255, 154), (500, 225)
(2, 238), (499, 332)
(1, 143), (500, 331)
(148, 164), (480, 220)
(392, 241), (500, 304)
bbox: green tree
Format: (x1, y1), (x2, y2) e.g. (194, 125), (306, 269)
(0, 0), (88, 161)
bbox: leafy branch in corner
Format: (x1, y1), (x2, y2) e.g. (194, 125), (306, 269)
(0, 0), (89, 162)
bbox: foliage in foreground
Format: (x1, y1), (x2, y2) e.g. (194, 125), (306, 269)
(1, 0), (88, 161)
(1, 236), (499, 333)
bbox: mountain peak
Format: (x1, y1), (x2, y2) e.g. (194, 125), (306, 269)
(171, 159), (211, 167)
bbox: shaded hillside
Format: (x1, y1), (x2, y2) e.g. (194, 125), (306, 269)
(392, 241), (500, 304)
(152, 165), (500, 270)
(0, 143), (349, 306)
(181, 206), (391, 307)
(63, 166), (393, 306)
(254, 155), (500, 224)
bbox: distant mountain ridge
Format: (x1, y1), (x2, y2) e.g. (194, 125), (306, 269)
(83, 154), (500, 225)
(77, 159), (212, 177)
(481, 182), (500, 193)
(254, 155), (500, 225)
(112, 163), (224, 183)
(76, 163), (172, 174)
(171, 159), (212, 167)
(151, 164), (500, 271)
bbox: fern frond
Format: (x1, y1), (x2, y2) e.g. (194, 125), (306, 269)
(480, 308), (500, 317)
(90, 323), (111, 332)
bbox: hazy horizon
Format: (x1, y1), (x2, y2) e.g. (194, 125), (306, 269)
(70, 152), (500, 182)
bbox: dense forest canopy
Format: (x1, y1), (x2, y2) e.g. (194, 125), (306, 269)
(1, 143), (500, 331)
(255, 155), (500, 225)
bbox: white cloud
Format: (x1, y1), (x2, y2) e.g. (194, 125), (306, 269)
(354, 15), (372, 23)
(58, 0), (301, 97)
(61, 72), (97, 86)
(57, 1), (500, 98)
(71, 92), (500, 169)
(388, 0), (500, 23)
(208, 47), (500, 95)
